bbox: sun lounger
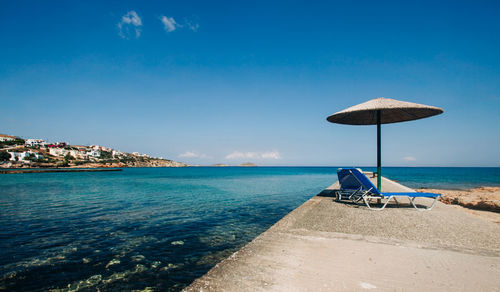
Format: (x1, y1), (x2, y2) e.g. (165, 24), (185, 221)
(336, 168), (441, 211)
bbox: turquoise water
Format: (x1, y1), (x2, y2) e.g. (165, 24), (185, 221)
(1, 167), (499, 291)
(362, 167), (500, 189)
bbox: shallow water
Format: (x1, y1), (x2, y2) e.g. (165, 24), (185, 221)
(362, 167), (500, 189)
(1, 167), (499, 291)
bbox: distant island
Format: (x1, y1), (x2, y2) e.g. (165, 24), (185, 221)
(211, 163), (230, 167)
(0, 134), (187, 169)
(239, 162), (257, 167)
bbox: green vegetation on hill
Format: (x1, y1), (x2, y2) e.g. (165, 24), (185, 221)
(0, 151), (11, 161)
(100, 151), (112, 159)
(0, 138), (25, 148)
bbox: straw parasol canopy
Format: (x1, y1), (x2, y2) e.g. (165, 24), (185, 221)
(326, 97), (444, 191)
(327, 97), (443, 125)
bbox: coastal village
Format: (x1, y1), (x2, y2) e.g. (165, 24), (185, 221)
(0, 134), (186, 168)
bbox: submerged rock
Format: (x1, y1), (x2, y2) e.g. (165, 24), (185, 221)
(160, 263), (178, 271)
(134, 264), (147, 273)
(131, 255), (146, 262)
(63, 274), (102, 291)
(86, 275), (102, 286)
(105, 258), (120, 268)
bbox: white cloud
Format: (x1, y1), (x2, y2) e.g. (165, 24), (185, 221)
(403, 156), (416, 161)
(225, 151), (257, 159)
(225, 151), (281, 160)
(179, 151), (210, 159)
(184, 19), (199, 32)
(118, 11), (142, 39)
(261, 151), (281, 159)
(160, 15), (180, 32)
(179, 151), (197, 158)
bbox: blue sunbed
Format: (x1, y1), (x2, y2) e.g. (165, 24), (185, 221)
(336, 168), (441, 211)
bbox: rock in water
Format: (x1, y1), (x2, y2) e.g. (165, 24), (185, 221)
(105, 258), (120, 268)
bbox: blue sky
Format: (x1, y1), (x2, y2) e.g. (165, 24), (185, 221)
(1, 0), (500, 166)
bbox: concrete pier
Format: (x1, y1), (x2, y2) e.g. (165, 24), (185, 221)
(185, 176), (500, 291)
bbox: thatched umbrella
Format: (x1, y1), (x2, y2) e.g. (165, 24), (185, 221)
(327, 97), (443, 190)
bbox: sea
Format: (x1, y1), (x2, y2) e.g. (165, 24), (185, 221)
(1, 167), (499, 291)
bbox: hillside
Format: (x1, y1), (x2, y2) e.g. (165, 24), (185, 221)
(0, 135), (187, 168)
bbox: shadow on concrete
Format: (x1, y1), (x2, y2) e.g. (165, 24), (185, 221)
(317, 190), (336, 197)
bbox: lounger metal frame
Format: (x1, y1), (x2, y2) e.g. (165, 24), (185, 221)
(335, 168), (441, 211)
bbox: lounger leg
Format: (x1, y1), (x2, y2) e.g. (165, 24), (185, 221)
(335, 190), (352, 201)
(350, 190), (367, 203)
(409, 196), (439, 211)
(363, 196), (393, 211)
(348, 187), (363, 201)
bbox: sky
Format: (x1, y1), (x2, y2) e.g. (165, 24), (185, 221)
(1, 0), (500, 166)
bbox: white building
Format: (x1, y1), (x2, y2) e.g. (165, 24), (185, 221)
(87, 149), (101, 159)
(49, 148), (70, 157)
(25, 139), (45, 147)
(0, 134), (15, 142)
(7, 151), (24, 161)
(90, 145), (112, 152)
(7, 150), (43, 162)
(132, 152), (150, 158)
(112, 150), (124, 158)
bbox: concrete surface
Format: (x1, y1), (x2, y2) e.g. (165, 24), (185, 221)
(184, 177), (500, 291)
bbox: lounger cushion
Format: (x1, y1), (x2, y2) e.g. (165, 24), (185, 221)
(382, 192), (440, 198)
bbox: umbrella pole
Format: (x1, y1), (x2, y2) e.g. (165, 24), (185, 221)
(377, 110), (381, 192)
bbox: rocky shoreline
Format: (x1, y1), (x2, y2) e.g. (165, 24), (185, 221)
(68, 159), (188, 168)
(0, 160), (188, 169)
(417, 187), (500, 213)
(0, 168), (123, 174)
